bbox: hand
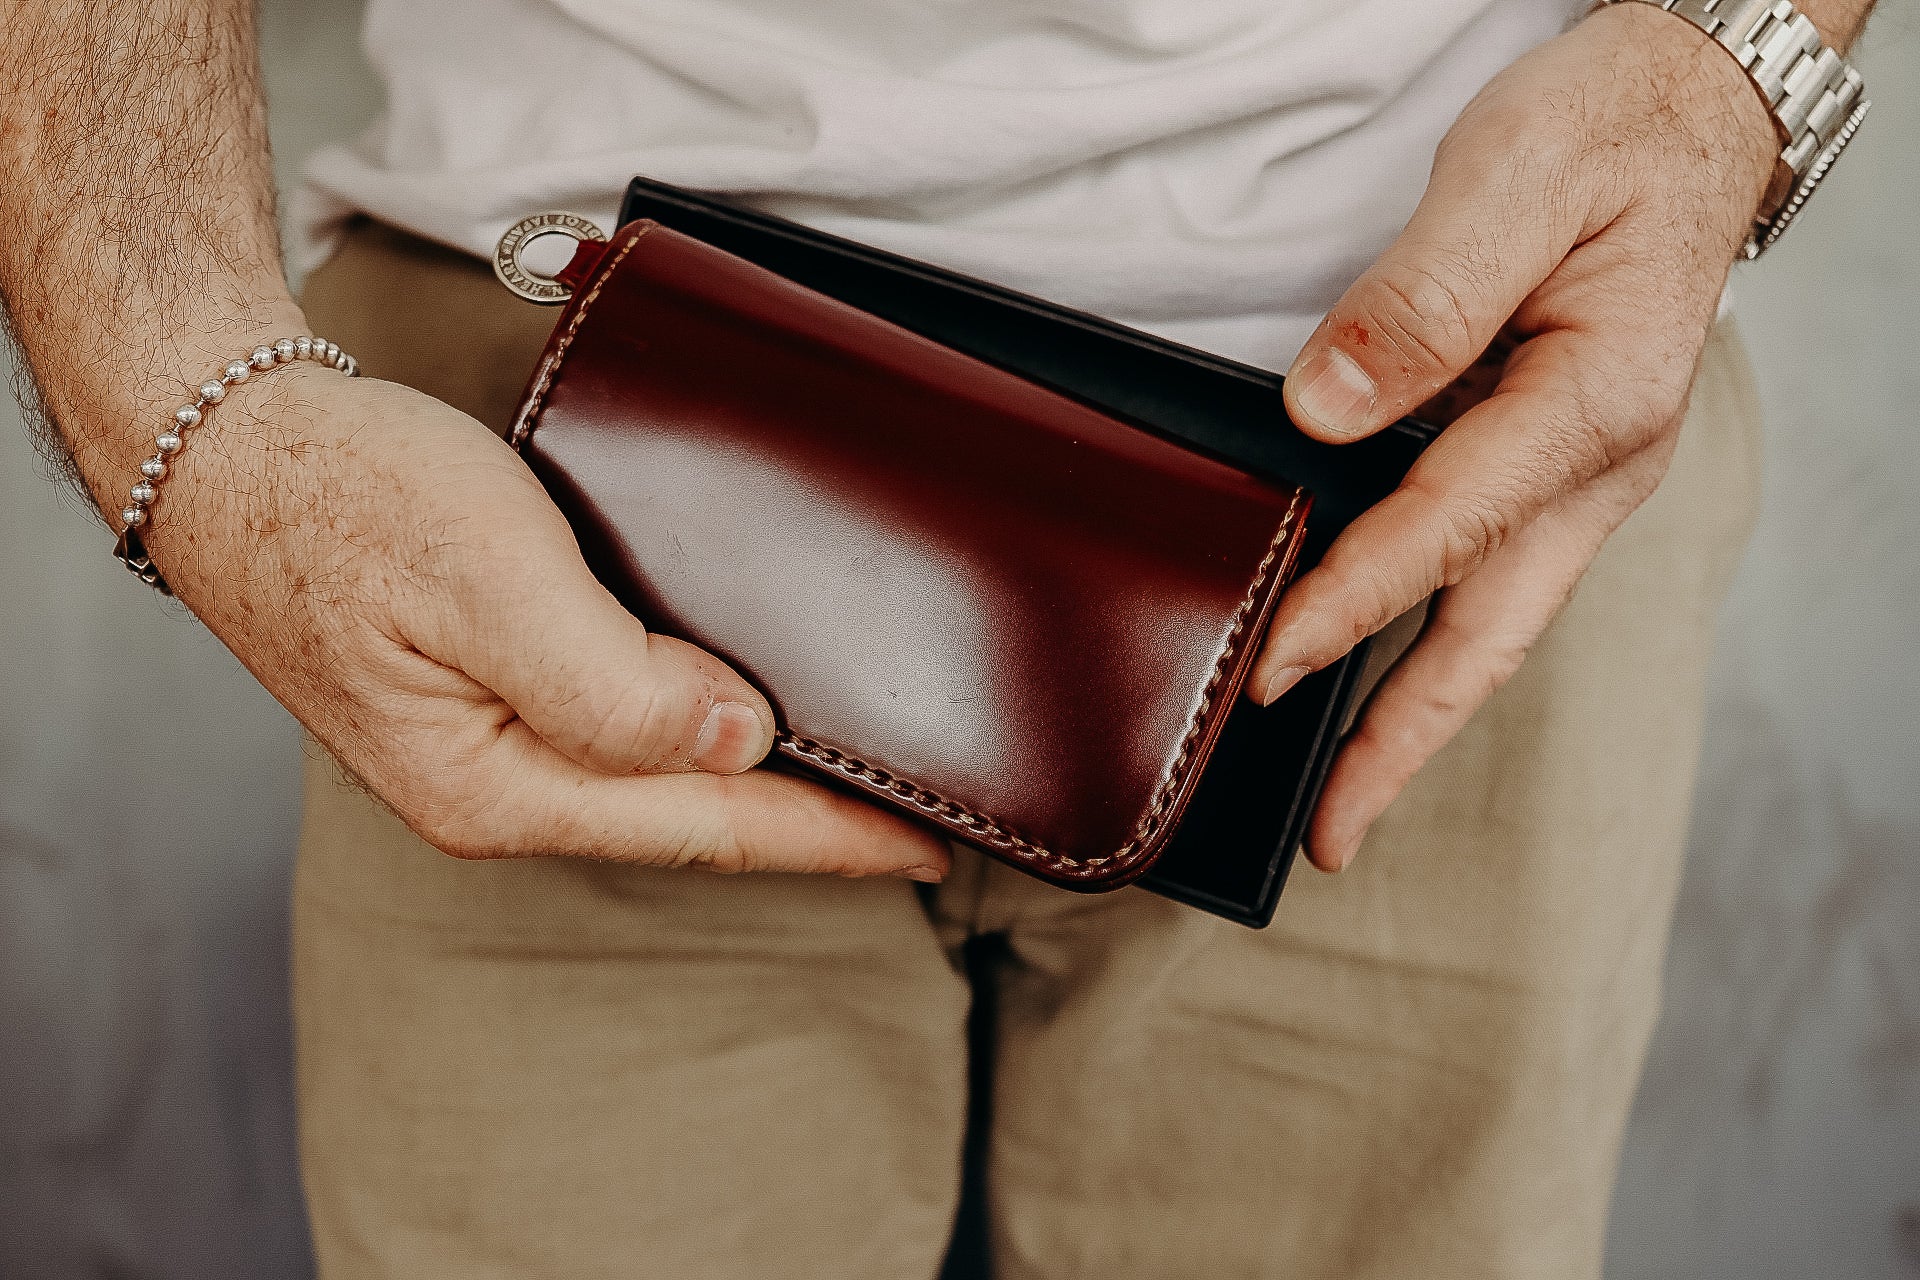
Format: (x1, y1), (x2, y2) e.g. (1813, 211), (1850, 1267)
(150, 362), (951, 880)
(1249, 3), (1780, 872)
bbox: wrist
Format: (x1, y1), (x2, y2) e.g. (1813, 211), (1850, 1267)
(32, 296), (314, 521)
(1585, 2), (1782, 235)
(1586, 0), (1874, 257)
(110, 339), (363, 594)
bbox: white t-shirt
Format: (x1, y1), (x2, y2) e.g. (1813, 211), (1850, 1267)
(298, 0), (1583, 368)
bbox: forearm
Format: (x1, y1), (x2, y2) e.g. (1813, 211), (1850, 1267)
(0, 0), (304, 520)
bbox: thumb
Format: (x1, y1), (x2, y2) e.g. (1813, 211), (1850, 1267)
(1283, 139), (1580, 443)
(453, 558), (777, 778)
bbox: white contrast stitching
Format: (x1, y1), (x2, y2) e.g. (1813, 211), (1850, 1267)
(777, 488), (1306, 877)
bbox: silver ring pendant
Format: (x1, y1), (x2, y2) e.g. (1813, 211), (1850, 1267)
(492, 212), (608, 304)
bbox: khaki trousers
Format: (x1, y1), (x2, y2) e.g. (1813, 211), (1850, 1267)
(293, 221), (1763, 1279)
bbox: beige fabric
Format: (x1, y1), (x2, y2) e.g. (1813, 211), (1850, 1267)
(293, 220), (1763, 1279)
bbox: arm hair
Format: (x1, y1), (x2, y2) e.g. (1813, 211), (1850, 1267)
(0, 0), (302, 521)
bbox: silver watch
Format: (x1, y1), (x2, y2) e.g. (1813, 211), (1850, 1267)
(1604, 0), (1870, 258)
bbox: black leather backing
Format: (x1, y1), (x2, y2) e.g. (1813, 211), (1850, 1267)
(618, 177), (1434, 926)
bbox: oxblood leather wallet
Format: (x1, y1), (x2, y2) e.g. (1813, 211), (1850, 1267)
(503, 178), (1437, 926)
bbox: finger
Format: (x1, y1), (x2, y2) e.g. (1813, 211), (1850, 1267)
(419, 714), (954, 880)
(449, 549), (778, 778)
(1283, 122), (1586, 443)
(1304, 438), (1672, 872)
(1250, 322), (1674, 703)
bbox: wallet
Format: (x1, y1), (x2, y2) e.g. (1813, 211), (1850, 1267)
(502, 178), (1437, 926)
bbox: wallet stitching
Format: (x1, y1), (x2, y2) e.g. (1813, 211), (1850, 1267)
(510, 223), (655, 450)
(778, 487), (1306, 874)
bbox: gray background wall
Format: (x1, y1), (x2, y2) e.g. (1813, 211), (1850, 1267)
(0, 2), (1913, 1276)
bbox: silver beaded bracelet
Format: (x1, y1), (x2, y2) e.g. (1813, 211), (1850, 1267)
(113, 335), (360, 595)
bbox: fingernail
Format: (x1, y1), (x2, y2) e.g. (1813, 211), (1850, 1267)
(1261, 665), (1311, 705)
(1288, 347), (1376, 439)
(693, 702), (765, 774)
(899, 865), (946, 884)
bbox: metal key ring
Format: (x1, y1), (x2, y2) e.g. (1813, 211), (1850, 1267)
(492, 211), (608, 304)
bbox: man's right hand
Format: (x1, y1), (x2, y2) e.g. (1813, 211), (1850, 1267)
(150, 360), (951, 880)
(1, 1), (944, 879)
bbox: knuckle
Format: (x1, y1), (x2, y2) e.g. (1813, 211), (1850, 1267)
(1454, 95), (1597, 215)
(426, 827), (501, 862)
(1596, 382), (1677, 460)
(1531, 402), (1625, 492)
(1358, 263), (1480, 378)
(1428, 616), (1538, 711)
(1340, 705), (1436, 795)
(1404, 476), (1512, 580)
(1439, 498), (1510, 577)
(1621, 381), (1687, 453)
(1447, 87), (1585, 172)
(1306, 550), (1418, 661)
(1570, 404), (1631, 475)
(1345, 560), (1405, 648)
(675, 834), (753, 876)
(626, 784), (756, 873)
(419, 813), (505, 861)
(1344, 713), (1417, 772)
(576, 679), (677, 772)
(1526, 367), (1685, 497)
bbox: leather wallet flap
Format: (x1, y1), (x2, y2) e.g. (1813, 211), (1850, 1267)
(512, 221), (1311, 888)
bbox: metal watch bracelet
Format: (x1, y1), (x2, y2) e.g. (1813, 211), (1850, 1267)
(1602, 0), (1870, 257)
(113, 336), (360, 596)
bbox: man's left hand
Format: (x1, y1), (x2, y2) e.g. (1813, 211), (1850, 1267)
(1249, 2), (1783, 871)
